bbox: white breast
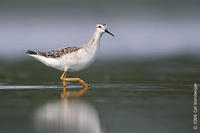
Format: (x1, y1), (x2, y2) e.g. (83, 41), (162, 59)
(58, 44), (99, 72)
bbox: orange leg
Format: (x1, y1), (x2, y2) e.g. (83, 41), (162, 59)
(60, 71), (90, 88)
(60, 71), (89, 98)
(60, 71), (67, 81)
(64, 78), (90, 88)
(60, 71), (68, 93)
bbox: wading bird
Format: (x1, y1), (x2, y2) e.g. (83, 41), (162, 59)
(26, 24), (114, 89)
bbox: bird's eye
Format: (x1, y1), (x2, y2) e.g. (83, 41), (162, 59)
(98, 26), (101, 28)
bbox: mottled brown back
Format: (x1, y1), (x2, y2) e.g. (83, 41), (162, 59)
(38, 46), (82, 58)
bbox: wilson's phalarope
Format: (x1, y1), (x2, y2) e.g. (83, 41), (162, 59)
(26, 24), (114, 88)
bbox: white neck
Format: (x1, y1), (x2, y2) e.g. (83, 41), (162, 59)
(88, 30), (103, 46)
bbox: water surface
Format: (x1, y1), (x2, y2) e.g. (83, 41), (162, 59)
(0, 56), (199, 133)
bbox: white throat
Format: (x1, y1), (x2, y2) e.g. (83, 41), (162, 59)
(88, 30), (103, 46)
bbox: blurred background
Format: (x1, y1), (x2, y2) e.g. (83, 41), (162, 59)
(0, 0), (199, 85)
(0, 1), (199, 133)
(0, 0), (200, 59)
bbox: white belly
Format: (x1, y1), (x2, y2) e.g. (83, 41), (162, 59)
(30, 45), (99, 72)
(59, 48), (98, 72)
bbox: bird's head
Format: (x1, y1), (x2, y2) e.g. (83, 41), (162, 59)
(96, 24), (114, 37)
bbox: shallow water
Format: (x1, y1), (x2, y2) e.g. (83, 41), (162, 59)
(0, 56), (199, 133)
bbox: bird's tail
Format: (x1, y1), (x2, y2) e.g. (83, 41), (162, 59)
(26, 50), (37, 55)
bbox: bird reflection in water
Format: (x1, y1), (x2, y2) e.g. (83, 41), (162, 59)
(34, 86), (104, 133)
(61, 86), (89, 98)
